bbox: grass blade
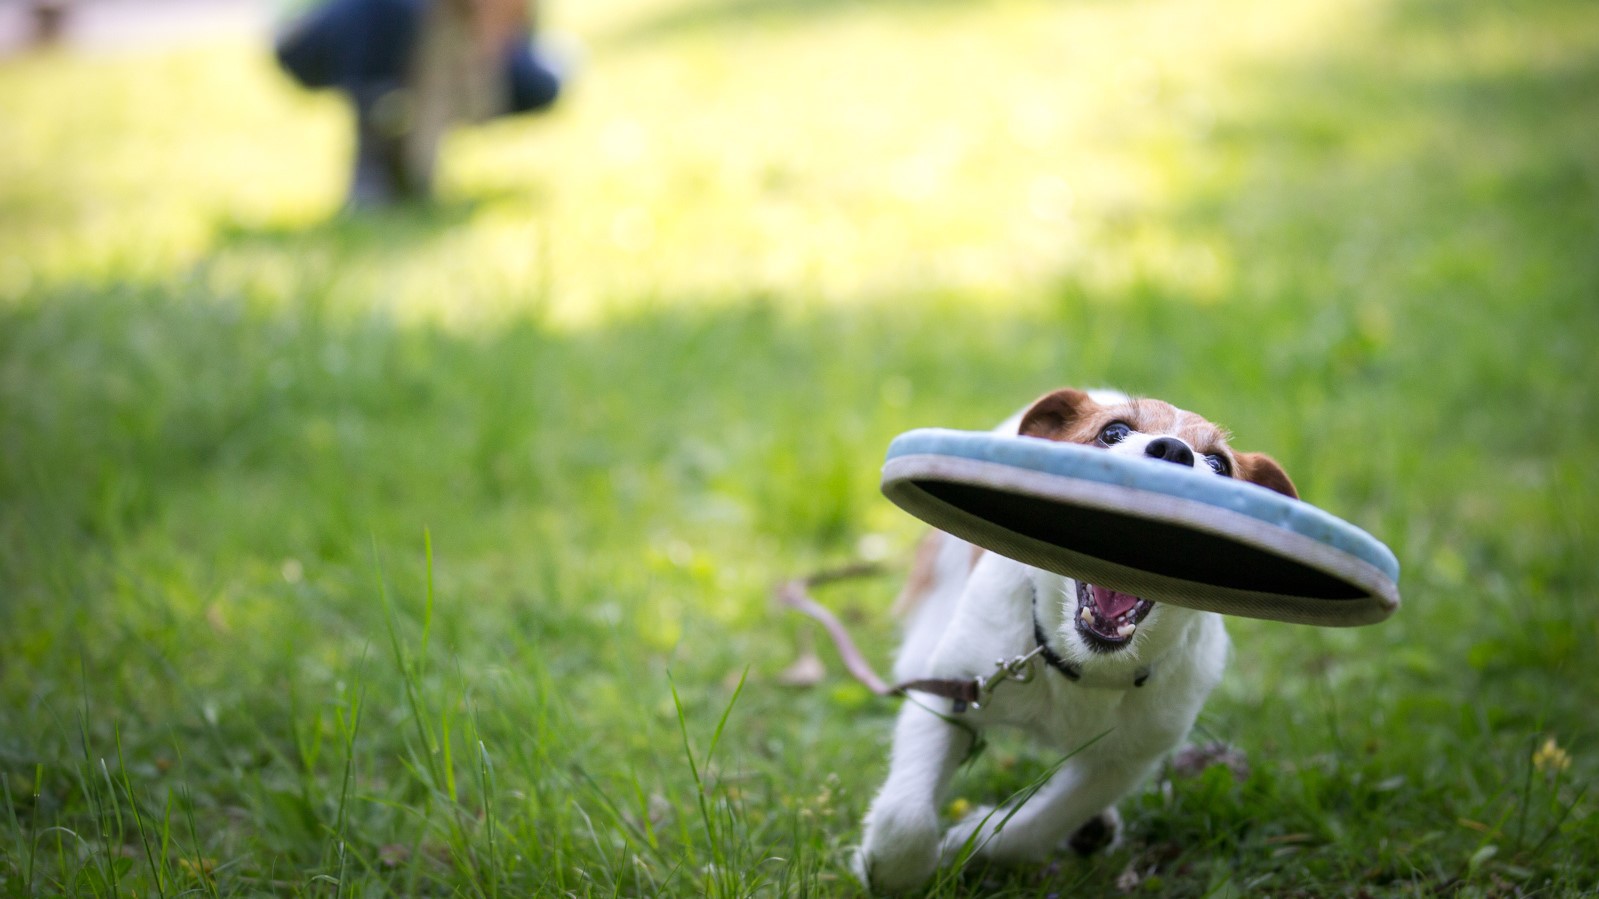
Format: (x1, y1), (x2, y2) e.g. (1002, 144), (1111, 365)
(114, 724), (167, 899)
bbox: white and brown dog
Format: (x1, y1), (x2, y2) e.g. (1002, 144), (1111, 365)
(855, 388), (1296, 893)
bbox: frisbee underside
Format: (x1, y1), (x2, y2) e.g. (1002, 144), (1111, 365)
(881, 430), (1400, 627)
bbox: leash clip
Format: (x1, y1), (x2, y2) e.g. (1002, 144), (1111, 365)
(965, 647), (1044, 711)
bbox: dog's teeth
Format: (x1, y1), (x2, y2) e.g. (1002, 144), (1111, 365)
(1117, 623), (1137, 638)
(1080, 607), (1094, 624)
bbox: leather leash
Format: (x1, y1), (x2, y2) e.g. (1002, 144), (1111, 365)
(775, 566), (1043, 712)
(776, 564), (1153, 711)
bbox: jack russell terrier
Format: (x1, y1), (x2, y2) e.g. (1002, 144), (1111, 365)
(855, 387), (1296, 893)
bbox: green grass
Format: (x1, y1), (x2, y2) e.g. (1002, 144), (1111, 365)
(2, 0), (1597, 893)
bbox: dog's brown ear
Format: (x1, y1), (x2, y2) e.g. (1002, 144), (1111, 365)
(1019, 388), (1100, 439)
(1236, 452), (1298, 499)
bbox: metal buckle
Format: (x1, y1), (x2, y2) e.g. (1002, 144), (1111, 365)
(968, 647), (1043, 710)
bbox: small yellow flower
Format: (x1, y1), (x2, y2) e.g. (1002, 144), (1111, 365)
(946, 797), (972, 820)
(178, 857), (217, 877)
(1532, 736), (1571, 775)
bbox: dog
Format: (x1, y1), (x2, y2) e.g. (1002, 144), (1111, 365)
(854, 387), (1297, 893)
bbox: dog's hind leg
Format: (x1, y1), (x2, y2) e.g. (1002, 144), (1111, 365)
(855, 701), (975, 893)
(1066, 807), (1122, 855)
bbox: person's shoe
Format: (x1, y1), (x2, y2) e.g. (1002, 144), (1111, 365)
(347, 87), (418, 209)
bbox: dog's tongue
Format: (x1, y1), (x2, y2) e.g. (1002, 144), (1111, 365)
(1092, 585), (1141, 620)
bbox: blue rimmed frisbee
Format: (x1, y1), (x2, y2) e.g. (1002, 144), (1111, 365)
(881, 429), (1400, 627)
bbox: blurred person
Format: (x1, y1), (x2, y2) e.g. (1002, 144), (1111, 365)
(28, 0), (72, 46)
(275, 0), (569, 207)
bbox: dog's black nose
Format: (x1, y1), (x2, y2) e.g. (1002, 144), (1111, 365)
(1145, 437), (1195, 467)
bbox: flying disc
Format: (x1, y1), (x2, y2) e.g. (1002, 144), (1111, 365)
(881, 429), (1400, 626)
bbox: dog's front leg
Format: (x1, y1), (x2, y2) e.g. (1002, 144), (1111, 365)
(938, 750), (1154, 866)
(855, 700), (974, 894)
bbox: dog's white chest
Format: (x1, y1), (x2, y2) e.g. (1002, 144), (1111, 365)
(963, 659), (1202, 756)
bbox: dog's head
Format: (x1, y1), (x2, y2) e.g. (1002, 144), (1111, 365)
(1019, 387), (1297, 655)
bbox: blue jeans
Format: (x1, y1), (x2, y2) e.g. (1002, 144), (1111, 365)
(275, 0), (561, 117)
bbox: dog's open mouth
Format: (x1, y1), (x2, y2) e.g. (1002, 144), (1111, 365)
(1075, 581), (1154, 651)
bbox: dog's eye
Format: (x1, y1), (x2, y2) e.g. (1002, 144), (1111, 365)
(1098, 422), (1131, 446)
(1204, 454), (1231, 476)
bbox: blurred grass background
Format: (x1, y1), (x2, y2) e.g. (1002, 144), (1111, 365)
(1, 0), (1596, 894)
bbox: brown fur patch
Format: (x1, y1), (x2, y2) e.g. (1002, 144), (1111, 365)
(1022, 391), (1227, 451)
(1235, 451), (1298, 498)
(1017, 388), (1102, 441)
(891, 532), (944, 616)
(1018, 388), (1294, 494)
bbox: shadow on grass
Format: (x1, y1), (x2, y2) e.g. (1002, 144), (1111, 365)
(212, 195), (484, 256)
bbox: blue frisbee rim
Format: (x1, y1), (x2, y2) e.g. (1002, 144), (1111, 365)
(882, 428), (1401, 626)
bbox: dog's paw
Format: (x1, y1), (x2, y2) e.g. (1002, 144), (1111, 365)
(856, 804), (940, 894)
(938, 804), (1000, 864)
(940, 804), (1126, 867)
